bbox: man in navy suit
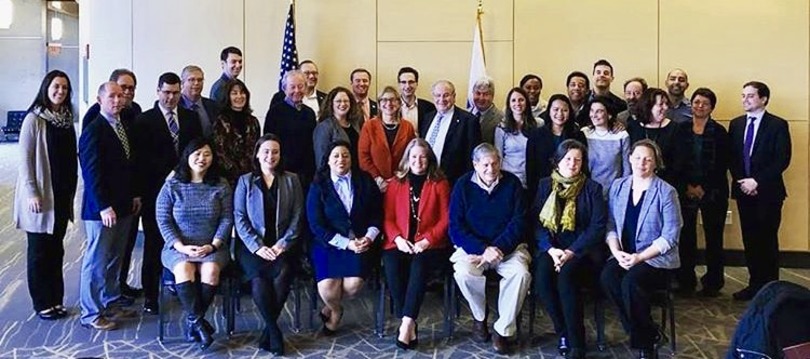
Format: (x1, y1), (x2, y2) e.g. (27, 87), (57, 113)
(180, 65), (219, 137)
(79, 82), (141, 330)
(728, 81), (792, 301)
(134, 72), (203, 313)
(419, 80), (482, 185)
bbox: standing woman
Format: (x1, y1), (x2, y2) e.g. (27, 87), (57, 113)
(158, 139), (233, 350)
(313, 86), (364, 171)
(494, 87), (539, 188)
(307, 141), (382, 335)
(627, 88), (682, 185)
(382, 138), (451, 349)
(582, 97), (631, 198)
(212, 79), (261, 186)
(358, 86), (416, 193)
(234, 134), (303, 355)
(600, 140), (682, 359)
(13, 70), (77, 320)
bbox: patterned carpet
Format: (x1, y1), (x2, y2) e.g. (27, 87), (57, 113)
(0, 140), (808, 358)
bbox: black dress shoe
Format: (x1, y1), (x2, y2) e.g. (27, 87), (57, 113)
(143, 301), (158, 315)
(37, 308), (60, 321)
(121, 284), (143, 298)
(733, 287), (758, 301)
(638, 349), (657, 359)
(492, 331), (511, 355)
(471, 319), (490, 343)
(558, 336), (570, 356)
(696, 288), (721, 298)
(567, 347), (586, 359)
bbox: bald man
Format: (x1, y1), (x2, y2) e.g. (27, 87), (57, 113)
(665, 68), (692, 123)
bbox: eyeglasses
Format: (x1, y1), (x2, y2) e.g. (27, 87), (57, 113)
(379, 97), (399, 103)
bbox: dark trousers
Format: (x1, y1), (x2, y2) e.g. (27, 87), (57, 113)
(737, 198), (783, 290)
(534, 253), (592, 348)
(250, 258), (293, 332)
(118, 212), (141, 289)
(382, 249), (444, 319)
(26, 215), (69, 312)
(678, 196), (728, 291)
(141, 200), (166, 303)
(600, 260), (667, 350)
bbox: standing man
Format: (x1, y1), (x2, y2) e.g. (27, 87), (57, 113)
(616, 77), (648, 126)
(589, 59), (627, 121)
(470, 77), (504, 145)
(78, 82), (141, 330)
(209, 46), (243, 104)
(134, 72), (203, 314)
(350, 68), (377, 122)
(419, 80), (482, 185)
(665, 68), (692, 123)
(180, 65), (219, 137)
(270, 60), (327, 113)
(397, 66), (435, 130)
(728, 81), (791, 301)
(82, 69), (143, 130)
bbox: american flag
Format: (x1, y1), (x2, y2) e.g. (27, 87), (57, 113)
(278, 1), (299, 91)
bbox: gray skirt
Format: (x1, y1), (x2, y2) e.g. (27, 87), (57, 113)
(162, 246), (231, 270)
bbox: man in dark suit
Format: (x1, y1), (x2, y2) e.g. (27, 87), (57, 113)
(728, 81), (791, 301)
(209, 46), (243, 104)
(134, 72), (203, 313)
(79, 81), (141, 330)
(419, 80), (482, 185)
(397, 66), (435, 130)
(351, 68), (377, 121)
(269, 60), (327, 114)
(180, 65), (219, 137)
(82, 69), (143, 130)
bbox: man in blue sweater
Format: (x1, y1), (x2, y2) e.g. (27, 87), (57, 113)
(449, 143), (531, 355)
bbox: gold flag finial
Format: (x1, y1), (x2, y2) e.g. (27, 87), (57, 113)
(477, 0), (483, 15)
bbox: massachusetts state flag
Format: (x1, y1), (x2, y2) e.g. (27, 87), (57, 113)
(278, 1), (299, 91)
(466, 5), (487, 111)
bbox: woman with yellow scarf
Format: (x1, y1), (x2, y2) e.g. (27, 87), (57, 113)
(531, 139), (607, 359)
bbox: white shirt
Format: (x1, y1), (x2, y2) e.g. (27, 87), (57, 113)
(158, 103), (178, 128)
(303, 90), (320, 115)
(426, 107), (455, 165)
(401, 96), (419, 128)
(744, 109), (765, 155)
(326, 172), (380, 249)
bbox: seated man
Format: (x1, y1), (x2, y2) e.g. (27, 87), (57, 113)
(448, 143), (531, 355)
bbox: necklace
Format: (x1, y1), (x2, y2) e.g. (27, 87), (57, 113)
(382, 121), (399, 130)
(409, 184), (421, 222)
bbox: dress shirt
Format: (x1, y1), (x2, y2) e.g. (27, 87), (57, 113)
(401, 96), (419, 127)
(327, 172), (380, 249)
(357, 97), (371, 121)
(303, 90), (321, 115)
(427, 108), (454, 165)
(158, 103), (179, 128)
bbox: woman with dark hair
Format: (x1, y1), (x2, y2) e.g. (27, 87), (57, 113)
(157, 138), (233, 350)
(314, 86), (364, 171)
(600, 139), (682, 359)
(532, 139), (606, 359)
(213, 79), (261, 185)
(358, 86), (416, 193)
(582, 97), (631, 198)
(494, 87), (539, 188)
(519, 74), (547, 119)
(234, 134), (303, 355)
(526, 94), (587, 198)
(13, 70), (77, 320)
(307, 141), (382, 335)
(382, 138), (450, 349)
(627, 88), (682, 185)
(675, 88), (729, 297)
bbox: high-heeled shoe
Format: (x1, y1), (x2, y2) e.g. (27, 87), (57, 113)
(319, 311), (337, 336)
(409, 322), (419, 349)
(189, 318), (213, 350)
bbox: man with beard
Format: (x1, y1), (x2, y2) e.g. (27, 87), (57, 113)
(665, 68), (692, 123)
(616, 77), (648, 126)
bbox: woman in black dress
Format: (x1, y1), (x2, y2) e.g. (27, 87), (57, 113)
(626, 88), (682, 185)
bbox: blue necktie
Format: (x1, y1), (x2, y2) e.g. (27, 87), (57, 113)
(427, 114), (444, 148)
(167, 112), (179, 152)
(743, 117), (755, 176)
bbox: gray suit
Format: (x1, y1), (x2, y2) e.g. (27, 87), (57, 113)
(476, 105), (504, 145)
(234, 171), (304, 253)
(312, 117), (362, 170)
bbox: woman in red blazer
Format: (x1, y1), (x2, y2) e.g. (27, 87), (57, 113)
(358, 86), (416, 193)
(382, 138), (450, 350)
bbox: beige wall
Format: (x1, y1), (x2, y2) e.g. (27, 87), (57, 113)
(83, 0), (810, 251)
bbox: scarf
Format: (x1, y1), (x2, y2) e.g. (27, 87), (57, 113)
(33, 106), (73, 129)
(538, 170), (586, 233)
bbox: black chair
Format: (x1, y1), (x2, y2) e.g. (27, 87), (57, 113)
(527, 286), (607, 351)
(651, 273), (677, 353)
(446, 270), (528, 341)
(3, 111), (26, 142)
(157, 266), (235, 343)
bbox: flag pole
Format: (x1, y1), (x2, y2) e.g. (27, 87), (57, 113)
(477, 0), (485, 65)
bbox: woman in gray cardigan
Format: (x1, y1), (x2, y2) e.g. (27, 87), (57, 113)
(13, 70), (77, 320)
(600, 139), (682, 359)
(313, 87), (364, 171)
(234, 134), (303, 355)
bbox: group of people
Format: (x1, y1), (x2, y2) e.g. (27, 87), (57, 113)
(12, 45), (792, 358)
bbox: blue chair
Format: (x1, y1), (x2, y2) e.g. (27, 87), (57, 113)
(3, 111), (26, 142)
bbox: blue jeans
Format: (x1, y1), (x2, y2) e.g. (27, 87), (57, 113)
(79, 215), (133, 324)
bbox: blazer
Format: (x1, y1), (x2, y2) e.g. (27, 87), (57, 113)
(728, 111), (791, 202)
(313, 116), (363, 170)
(478, 105), (505, 145)
(606, 175), (683, 269)
(418, 106), (483, 184)
(532, 178), (606, 256)
(358, 118), (416, 180)
(181, 96), (219, 137)
(676, 118), (730, 200)
(133, 102), (203, 199)
(82, 101), (143, 130)
(270, 90), (327, 110)
(78, 114), (138, 220)
(525, 124), (587, 198)
(415, 98), (436, 126)
(382, 177), (451, 250)
(234, 172), (304, 253)
(13, 113), (77, 233)
(306, 171), (382, 248)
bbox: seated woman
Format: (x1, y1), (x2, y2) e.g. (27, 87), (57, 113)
(234, 134), (303, 355)
(532, 139), (606, 359)
(157, 138), (233, 351)
(382, 138), (451, 349)
(600, 139), (682, 359)
(307, 140), (382, 335)
(358, 86), (416, 193)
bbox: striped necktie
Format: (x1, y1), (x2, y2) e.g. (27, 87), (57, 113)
(427, 114), (444, 148)
(167, 111), (179, 152)
(113, 120), (130, 159)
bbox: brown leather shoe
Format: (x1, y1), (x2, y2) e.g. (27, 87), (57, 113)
(471, 319), (490, 343)
(82, 317), (118, 331)
(492, 331), (511, 355)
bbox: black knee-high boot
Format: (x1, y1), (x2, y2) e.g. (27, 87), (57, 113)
(176, 281), (213, 350)
(251, 277), (284, 355)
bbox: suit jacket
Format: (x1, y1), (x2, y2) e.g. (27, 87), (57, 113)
(181, 96), (219, 137)
(532, 178), (606, 256)
(676, 118), (730, 200)
(606, 175), (682, 269)
(728, 111), (791, 202)
(368, 99), (378, 118)
(313, 116), (363, 170)
(234, 171), (303, 253)
(82, 102), (142, 130)
(79, 114), (138, 220)
(133, 102), (203, 200)
(415, 98), (436, 127)
(306, 171), (382, 248)
(358, 118), (416, 179)
(418, 106), (482, 184)
(270, 90), (327, 112)
(477, 105), (505, 145)
(383, 177), (451, 250)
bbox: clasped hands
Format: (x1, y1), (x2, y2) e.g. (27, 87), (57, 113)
(175, 239), (222, 258)
(347, 236), (373, 254)
(612, 250), (642, 270)
(469, 246), (504, 268)
(255, 243), (286, 261)
(393, 236), (430, 254)
(547, 247), (575, 272)
(737, 178), (758, 196)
